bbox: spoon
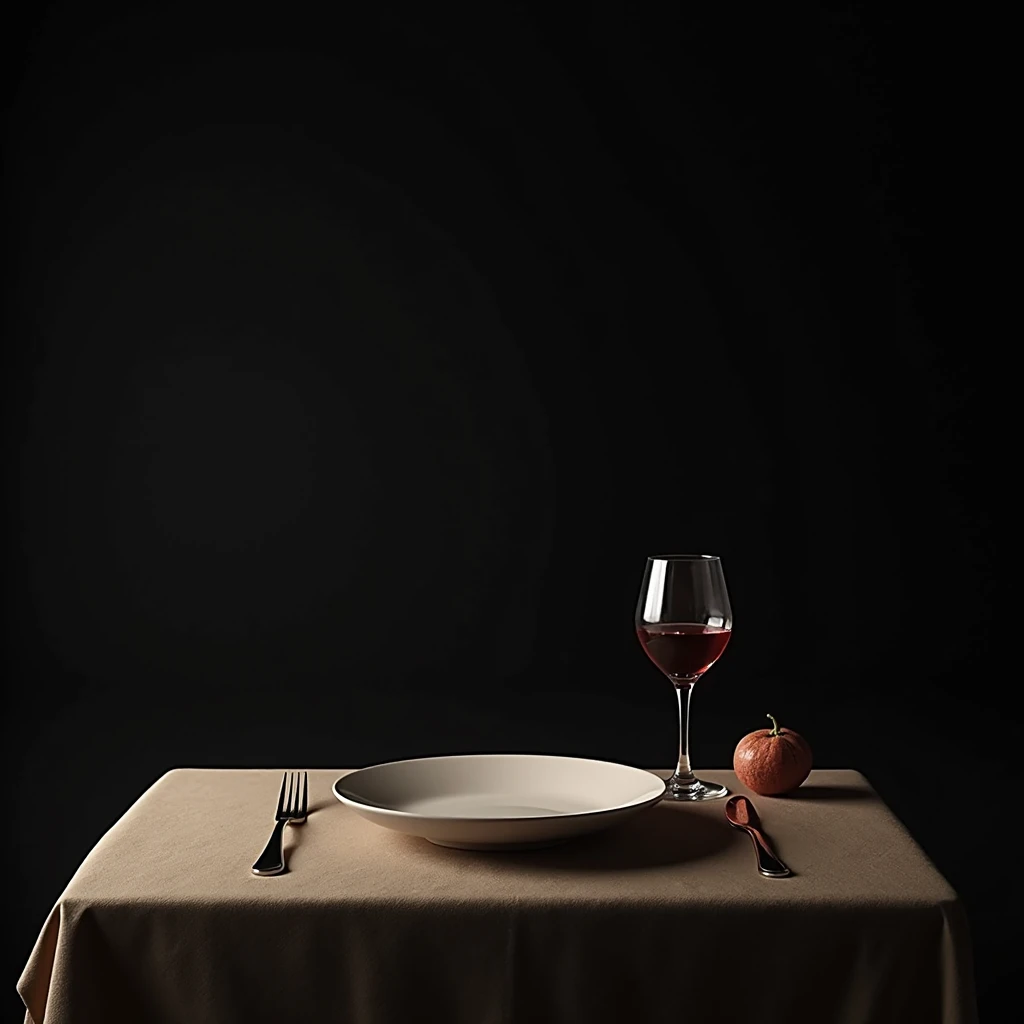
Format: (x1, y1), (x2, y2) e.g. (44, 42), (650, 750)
(725, 795), (792, 878)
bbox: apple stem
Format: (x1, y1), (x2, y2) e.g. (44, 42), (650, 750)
(766, 713), (782, 736)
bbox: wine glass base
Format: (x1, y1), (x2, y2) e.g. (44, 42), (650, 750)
(663, 778), (729, 802)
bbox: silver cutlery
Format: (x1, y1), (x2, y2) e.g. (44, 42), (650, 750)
(725, 794), (791, 878)
(252, 771), (308, 876)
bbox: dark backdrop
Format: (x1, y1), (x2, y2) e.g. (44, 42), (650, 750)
(2, 2), (1010, 1020)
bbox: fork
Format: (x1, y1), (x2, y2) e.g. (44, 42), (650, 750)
(252, 771), (308, 876)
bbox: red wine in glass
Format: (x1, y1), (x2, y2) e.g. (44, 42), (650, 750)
(636, 555), (733, 801)
(637, 623), (732, 682)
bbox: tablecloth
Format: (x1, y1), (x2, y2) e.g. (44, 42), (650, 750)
(18, 768), (977, 1024)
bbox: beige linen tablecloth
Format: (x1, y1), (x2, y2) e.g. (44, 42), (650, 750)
(18, 768), (977, 1024)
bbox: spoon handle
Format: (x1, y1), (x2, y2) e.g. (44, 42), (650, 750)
(743, 826), (791, 877)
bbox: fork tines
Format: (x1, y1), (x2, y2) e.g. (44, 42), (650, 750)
(277, 770), (308, 825)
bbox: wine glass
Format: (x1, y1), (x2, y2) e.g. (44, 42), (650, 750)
(636, 554), (733, 801)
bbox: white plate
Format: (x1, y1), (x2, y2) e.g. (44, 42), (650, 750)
(333, 754), (667, 850)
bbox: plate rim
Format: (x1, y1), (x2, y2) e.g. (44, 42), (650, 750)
(332, 753), (668, 824)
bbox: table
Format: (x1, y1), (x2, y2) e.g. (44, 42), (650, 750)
(18, 768), (977, 1024)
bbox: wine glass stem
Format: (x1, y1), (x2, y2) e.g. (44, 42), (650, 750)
(674, 681), (696, 785)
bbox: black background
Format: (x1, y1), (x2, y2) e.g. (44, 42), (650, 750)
(2, 2), (1011, 1020)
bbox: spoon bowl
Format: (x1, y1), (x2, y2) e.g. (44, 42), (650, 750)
(726, 795), (761, 830)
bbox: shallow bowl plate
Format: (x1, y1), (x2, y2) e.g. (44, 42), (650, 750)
(333, 754), (667, 850)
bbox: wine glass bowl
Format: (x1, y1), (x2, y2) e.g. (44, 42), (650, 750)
(636, 554), (733, 801)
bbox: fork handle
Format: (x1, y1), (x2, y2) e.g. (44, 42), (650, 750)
(252, 819), (287, 876)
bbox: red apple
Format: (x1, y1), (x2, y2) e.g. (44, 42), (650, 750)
(733, 713), (812, 795)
